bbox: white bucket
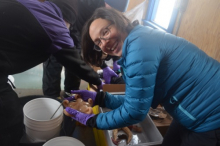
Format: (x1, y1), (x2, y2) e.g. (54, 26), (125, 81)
(23, 98), (63, 142)
(43, 136), (85, 146)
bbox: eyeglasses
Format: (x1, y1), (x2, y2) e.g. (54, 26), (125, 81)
(93, 24), (112, 52)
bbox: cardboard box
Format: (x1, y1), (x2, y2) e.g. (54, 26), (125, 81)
(88, 82), (125, 93)
(103, 84), (125, 93)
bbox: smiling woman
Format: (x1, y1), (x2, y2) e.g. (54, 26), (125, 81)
(82, 8), (135, 66)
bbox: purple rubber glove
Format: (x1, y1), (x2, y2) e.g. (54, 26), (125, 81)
(65, 107), (95, 125)
(103, 66), (118, 84)
(64, 95), (75, 101)
(97, 81), (105, 90)
(71, 90), (97, 102)
(113, 60), (120, 72)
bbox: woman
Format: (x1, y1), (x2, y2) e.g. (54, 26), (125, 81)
(65, 7), (220, 146)
(0, 0), (104, 145)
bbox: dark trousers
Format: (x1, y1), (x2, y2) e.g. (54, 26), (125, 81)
(0, 76), (24, 146)
(43, 55), (81, 97)
(162, 120), (220, 146)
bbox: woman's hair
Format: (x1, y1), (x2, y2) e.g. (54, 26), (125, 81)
(81, 7), (134, 67)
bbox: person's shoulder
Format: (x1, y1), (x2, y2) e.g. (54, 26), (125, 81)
(126, 25), (152, 44)
(130, 25), (152, 34)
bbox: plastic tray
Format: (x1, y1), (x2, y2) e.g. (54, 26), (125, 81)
(99, 107), (163, 146)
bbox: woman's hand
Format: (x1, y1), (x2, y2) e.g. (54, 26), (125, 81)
(97, 81), (105, 90)
(103, 66), (118, 84)
(113, 60), (120, 72)
(64, 107), (95, 126)
(71, 90), (97, 102)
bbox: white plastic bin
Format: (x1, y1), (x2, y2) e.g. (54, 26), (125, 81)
(23, 98), (63, 142)
(99, 107), (163, 146)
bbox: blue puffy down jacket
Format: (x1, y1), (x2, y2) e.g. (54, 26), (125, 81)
(96, 25), (220, 132)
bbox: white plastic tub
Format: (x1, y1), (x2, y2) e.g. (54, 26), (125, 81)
(43, 136), (85, 146)
(23, 98), (63, 142)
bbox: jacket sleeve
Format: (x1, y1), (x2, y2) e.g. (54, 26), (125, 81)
(70, 23), (81, 51)
(93, 91), (125, 109)
(86, 92), (126, 128)
(53, 47), (101, 86)
(104, 92), (125, 109)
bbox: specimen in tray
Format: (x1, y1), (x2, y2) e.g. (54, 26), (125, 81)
(112, 125), (142, 145)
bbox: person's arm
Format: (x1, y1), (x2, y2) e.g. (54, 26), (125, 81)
(86, 92), (126, 128)
(69, 23), (81, 51)
(53, 47), (101, 86)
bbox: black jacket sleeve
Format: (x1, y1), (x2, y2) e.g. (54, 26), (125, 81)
(86, 114), (98, 128)
(53, 47), (101, 86)
(70, 23), (81, 52)
(94, 91), (106, 107)
(86, 90), (106, 128)
(100, 61), (108, 69)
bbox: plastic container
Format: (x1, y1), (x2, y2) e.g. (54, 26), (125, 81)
(99, 107), (163, 146)
(43, 136), (85, 146)
(23, 98), (63, 142)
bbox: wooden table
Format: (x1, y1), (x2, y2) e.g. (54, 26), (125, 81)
(150, 107), (173, 137)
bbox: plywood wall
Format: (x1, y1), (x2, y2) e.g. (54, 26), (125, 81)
(127, 0), (220, 61)
(127, 0), (146, 11)
(176, 0), (220, 62)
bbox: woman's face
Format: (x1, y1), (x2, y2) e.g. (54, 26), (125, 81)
(89, 18), (127, 57)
